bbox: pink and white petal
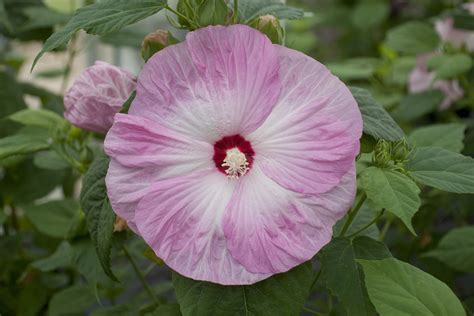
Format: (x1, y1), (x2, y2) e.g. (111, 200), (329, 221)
(135, 171), (271, 285)
(224, 165), (356, 275)
(185, 25), (281, 136)
(105, 159), (159, 233)
(248, 46), (362, 194)
(105, 113), (213, 174)
(130, 25), (280, 143)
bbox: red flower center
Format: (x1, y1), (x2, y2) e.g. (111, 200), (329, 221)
(213, 135), (255, 178)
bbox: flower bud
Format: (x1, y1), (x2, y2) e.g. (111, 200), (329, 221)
(197, 0), (229, 27)
(64, 61), (136, 134)
(177, 0), (201, 28)
(252, 15), (284, 44)
(113, 216), (128, 232)
(141, 30), (178, 62)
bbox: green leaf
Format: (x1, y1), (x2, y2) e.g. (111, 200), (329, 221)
(452, 11), (474, 31)
(33, 150), (69, 170)
(0, 70), (27, 135)
(333, 204), (380, 238)
(358, 258), (465, 316)
(351, 0), (389, 29)
(407, 147), (474, 193)
(350, 87), (404, 141)
(48, 285), (96, 316)
(0, 127), (50, 160)
(426, 53), (473, 79)
(0, 158), (66, 203)
(31, 241), (72, 271)
(408, 123), (466, 153)
(198, 0), (229, 26)
(19, 6), (71, 31)
(360, 167), (420, 235)
(424, 226), (474, 273)
(173, 262), (313, 316)
(80, 151), (117, 281)
(100, 28), (148, 48)
(9, 108), (64, 129)
(327, 58), (378, 80)
(321, 237), (391, 316)
(395, 90), (444, 122)
(386, 21), (440, 54)
(32, 0), (167, 70)
(71, 238), (108, 284)
(23, 199), (81, 238)
(230, 0), (304, 23)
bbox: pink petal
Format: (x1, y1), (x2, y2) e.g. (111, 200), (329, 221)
(64, 61), (135, 133)
(134, 171), (271, 285)
(130, 25), (281, 142)
(105, 114), (212, 172)
(249, 46), (362, 194)
(224, 165), (356, 274)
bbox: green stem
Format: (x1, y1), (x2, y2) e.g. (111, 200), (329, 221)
(309, 269), (322, 292)
(301, 306), (327, 316)
(122, 245), (159, 305)
(232, 0), (239, 23)
(346, 209), (385, 238)
(379, 217), (393, 241)
(165, 5), (198, 29)
(60, 35), (77, 94)
(339, 193), (367, 237)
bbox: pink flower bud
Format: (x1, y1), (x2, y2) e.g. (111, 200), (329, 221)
(64, 61), (136, 134)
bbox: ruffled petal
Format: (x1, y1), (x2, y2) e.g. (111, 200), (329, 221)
(186, 25), (281, 136)
(224, 165), (356, 274)
(105, 160), (156, 233)
(105, 113), (213, 173)
(130, 25), (280, 143)
(134, 171), (271, 285)
(249, 46), (362, 194)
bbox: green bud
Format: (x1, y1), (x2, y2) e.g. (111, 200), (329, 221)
(252, 15), (284, 44)
(197, 0), (229, 27)
(141, 30), (178, 62)
(391, 139), (410, 162)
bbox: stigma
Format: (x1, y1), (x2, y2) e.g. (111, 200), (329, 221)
(222, 148), (249, 179)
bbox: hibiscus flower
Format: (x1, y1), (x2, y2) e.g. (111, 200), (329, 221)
(104, 25), (362, 285)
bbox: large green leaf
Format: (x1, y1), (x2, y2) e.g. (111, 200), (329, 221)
(9, 108), (64, 129)
(80, 151), (117, 281)
(48, 285), (96, 316)
(407, 147), (474, 193)
(0, 127), (50, 160)
(427, 53), (473, 79)
(386, 21), (440, 54)
(408, 123), (466, 153)
(395, 90), (444, 122)
(350, 87), (404, 141)
(229, 0), (304, 23)
(424, 226), (474, 273)
(70, 238), (108, 285)
(173, 262), (313, 316)
(23, 199), (81, 238)
(333, 204), (380, 238)
(321, 237), (391, 316)
(32, 0), (167, 69)
(351, 0), (389, 29)
(31, 241), (73, 272)
(358, 258), (465, 316)
(360, 167), (420, 235)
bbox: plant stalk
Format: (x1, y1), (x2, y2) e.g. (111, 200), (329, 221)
(339, 193), (367, 237)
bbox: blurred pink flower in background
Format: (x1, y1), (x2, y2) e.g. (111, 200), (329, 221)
(104, 25), (363, 285)
(408, 54), (464, 110)
(435, 3), (474, 52)
(64, 61), (136, 133)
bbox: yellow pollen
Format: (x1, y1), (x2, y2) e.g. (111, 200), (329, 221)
(222, 148), (249, 179)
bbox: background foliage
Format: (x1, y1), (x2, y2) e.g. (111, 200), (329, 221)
(1, 0), (474, 315)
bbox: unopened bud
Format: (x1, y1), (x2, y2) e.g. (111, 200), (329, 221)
(141, 30), (178, 62)
(252, 15), (284, 44)
(113, 216), (128, 232)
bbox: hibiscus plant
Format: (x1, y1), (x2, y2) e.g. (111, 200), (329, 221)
(1, 0), (474, 315)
